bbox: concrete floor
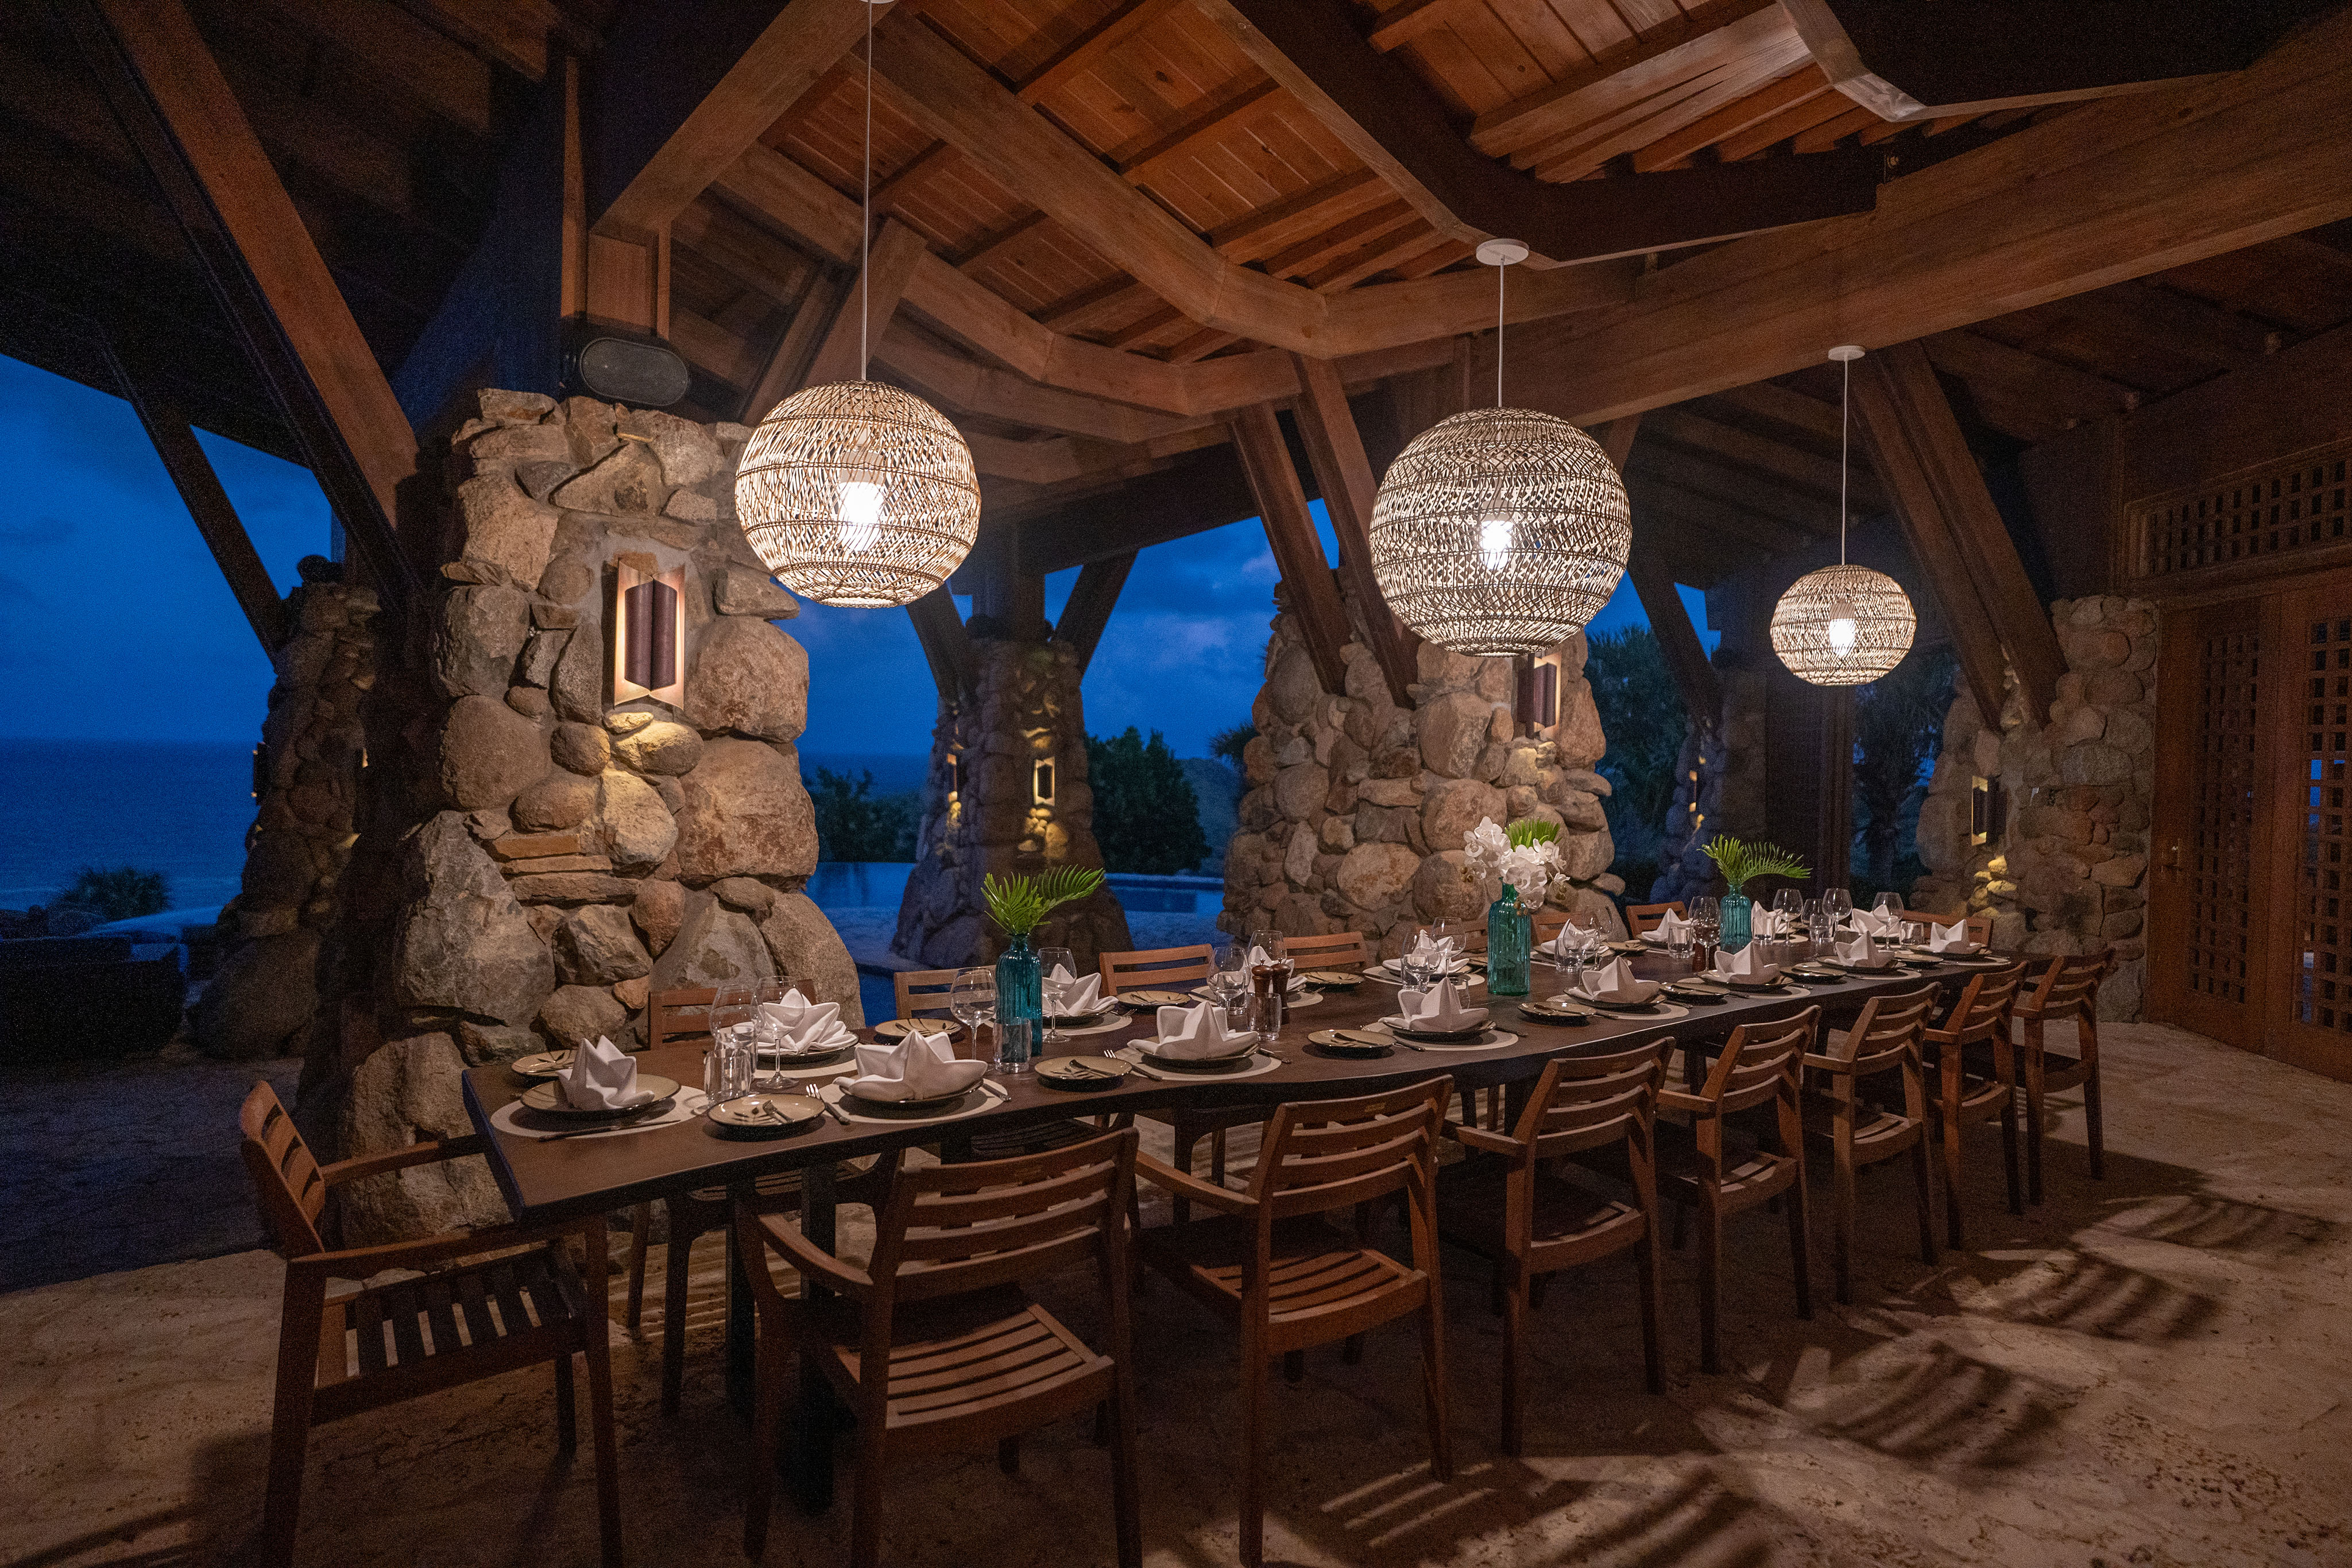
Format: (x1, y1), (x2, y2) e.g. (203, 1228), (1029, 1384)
(4, 1022), (2350, 1567)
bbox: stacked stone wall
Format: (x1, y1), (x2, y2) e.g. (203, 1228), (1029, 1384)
(1221, 598), (1626, 953)
(289, 390), (860, 1242)
(1913, 595), (2154, 1019)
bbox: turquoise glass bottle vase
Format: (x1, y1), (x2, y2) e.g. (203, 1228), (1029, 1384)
(995, 931), (1043, 1034)
(1486, 885), (1533, 997)
(1718, 891), (1754, 953)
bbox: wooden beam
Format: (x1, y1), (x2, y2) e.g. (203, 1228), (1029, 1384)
(1780, 0), (2334, 123)
(1628, 541), (1722, 723)
(1622, 470), (1817, 556)
(1633, 64), (1831, 172)
(1598, 415), (1642, 473)
(2056, 279), (2276, 374)
(1846, 357), (2009, 727)
(1502, 6), (2352, 427)
(1201, 0), (1877, 268)
(245, 0), (494, 137)
(905, 584), (975, 704)
(128, 385), (288, 651)
(68, 0), (419, 611)
(804, 217), (930, 388)
(1866, 340), (2066, 721)
(1116, 79), (1281, 185)
(1919, 328), (2134, 428)
(741, 271), (844, 422)
(590, 0), (884, 241)
(1291, 353), (1417, 706)
(1644, 406), (1888, 512)
(1707, 382), (1846, 446)
(871, 140), (957, 217)
(1050, 552), (1135, 677)
(1230, 402), (1350, 693)
(1015, 0), (1188, 103)
(1014, 444), (1265, 572)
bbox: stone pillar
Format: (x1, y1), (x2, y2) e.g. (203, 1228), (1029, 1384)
(1913, 595), (2155, 1019)
(895, 637), (1132, 969)
(1222, 589), (1624, 955)
(190, 571), (378, 1061)
(278, 390), (861, 1242)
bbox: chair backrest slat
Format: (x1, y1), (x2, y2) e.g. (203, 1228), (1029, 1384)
(1700, 1009), (1817, 1115)
(1527, 1044), (1666, 1159)
(893, 967), (963, 1024)
(1097, 944), (1213, 994)
(1831, 984), (1940, 1075)
(1283, 931), (1367, 969)
(648, 986), (717, 1050)
(239, 1081), (327, 1257)
(1939, 964), (2026, 1044)
(869, 1130), (1135, 1303)
(2021, 950), (2108, 1021)
(1255, 1081), (1449, 1221)
(1624, 901), (1685, 935)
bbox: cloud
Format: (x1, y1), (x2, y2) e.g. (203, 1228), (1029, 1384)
(0, 515), (75, 549)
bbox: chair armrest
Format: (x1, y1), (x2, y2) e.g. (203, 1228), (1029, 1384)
(746, 1209), (875, 1300)
(319, 1135), (489, 1186)
(1442, 1120), (1526, 1160)
(287, 1215), (586, 1281)
(1133, 1150), (1255, 1216)
(1802, 1052), (1853, 1073)
(1657, 1089), (1716, 1116)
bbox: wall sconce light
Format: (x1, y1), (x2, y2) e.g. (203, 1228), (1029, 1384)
(1032, 757), (1055, 806)
(613, 561), (687, 707)
(1514, 658), (1560, 729)
(251, 742), (266, 803)
(1970, 776), (2006, 846)
(945, 750), (961, 802)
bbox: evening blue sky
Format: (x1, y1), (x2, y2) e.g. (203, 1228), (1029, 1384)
(0, 352), (1712, 758)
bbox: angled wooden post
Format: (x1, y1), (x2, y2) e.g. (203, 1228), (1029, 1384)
(906, 585), (977, 707)
(741, 273), (846, 423)
(1051, 552), (1136, 679)
(68, 0), (420, 612)
(1290, 353), (1418, 706)
(802, 219), (931, 389)
(1229, 402), (1351, 693)
(1869, 340), (2067, 723)
(131, 389), (289, 652)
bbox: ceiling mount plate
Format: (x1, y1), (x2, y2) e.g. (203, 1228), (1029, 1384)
(1827, 344), (1866, 362)
(1476, 238), (1530, 267)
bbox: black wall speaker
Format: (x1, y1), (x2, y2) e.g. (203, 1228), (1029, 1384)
(564, 322), (690, 408)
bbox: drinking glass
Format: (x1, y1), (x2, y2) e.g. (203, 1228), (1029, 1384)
(1205, 942), (1248, 1010)
(1038, 945), (1077, 1043)
(748, 977), (787, 1085)
(1666, 920), (1695, 972)
(1247, 928), (1291, 1037)
(707, 985), (755, 1104)
(949, 967), (996, 1064)
(1773, 888), (1804, 937)
(997, 1016), (1034, 1074)
(1220, 989), (1259, 1044)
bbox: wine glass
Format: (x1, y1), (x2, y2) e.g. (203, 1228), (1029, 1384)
(1871, 889), (1906, 943)
(949, 967), (996, 1066)
(1771, 888), (1805, 965)
(1205, 940), (1247, 1009)
(1823, 886), (1855, 937)
(1038, 944), (1077, 1044)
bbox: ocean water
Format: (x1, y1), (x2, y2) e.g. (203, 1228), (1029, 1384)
(0, 738), (257, 912)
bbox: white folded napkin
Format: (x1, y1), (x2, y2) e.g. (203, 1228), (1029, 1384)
(560, 1035), (651, 1110)
(848, 1028), (987, 1101)
(1752, 908), (1788, 938)
(1838, 931), (1890, 969)
(1150, 1000), (1251, 1059)
(1573, 958), (1662, 1005)
(758, 988), (858, 1056)
(1928, 920), (1976, 953)
(1396, 978), (1489, 1032)
(1649, 909), (1691, 942)
(1714, 944), (1781, 985)
(1859, 908), (1906, 939)
(1401, 930), (1466, 971)
(1545, 920), (1596, 960)
(1044, 963), (1105, 1017)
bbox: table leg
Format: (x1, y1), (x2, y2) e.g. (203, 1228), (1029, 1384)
(791, 1163), (840, 1514)
(725, 1222), (756, 1419)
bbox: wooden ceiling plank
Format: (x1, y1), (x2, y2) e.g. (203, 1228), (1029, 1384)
(1204, 0), (1872, 268)
(1645, 405), (1887, 510)
(1633, 448), (1839, 537)
(1292, 351), (1418, 704)
(1789, 102), (1881, 155)
(1712, 84), (1859, 161)
(1016, 0), (1191, 103)
(245, 0), (493, 136)
(1103, 303), (1188, 351)
(871, 139), (959, 216)
(1523, 38), (1816, 181)
(68, 0), (419, 610)
(1470, 0), (1780, 158)
(1307, 218), (1442, 293)
(402, 0), (556, 80)
(1623, 471), (1812, 555)
(1208, 168), (1386, 260)
(1232, 400), (1352, 691)
(1919, 328), (2133, 424)
(1499, 8), (2352, 427)
(955, 208), (1049, 272)
(1367, 0), (1479, 53)
(1632, 63), (1827, 172)
(1116, 78), (1281, 184)
(1706, 381), (1844, 445)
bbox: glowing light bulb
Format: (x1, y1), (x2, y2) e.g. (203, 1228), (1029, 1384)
(837, 481), (885, 552)
(1827, 597), (1859, 656)
(1479, 513), (1513, 571)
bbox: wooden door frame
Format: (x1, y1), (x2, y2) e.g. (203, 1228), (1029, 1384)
(2262, 567), (2352, 1081)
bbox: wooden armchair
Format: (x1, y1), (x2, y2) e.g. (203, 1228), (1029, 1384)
(1282, 930), (1368, 970)
(1921, 962), (2028, 1248)
(1802, 985), (1941, 1304)
(1136, 1081), (1454, 1568)
(1625, 901), (1686, 935)
(891, 966), (965, 1031)
(2012, 949), (2113, 1203)
(1438, 1042), (1668, 1452)
(1099, 942), (1250, 1213)
(738, 1130), (1142, 1568)
(237, 1082), (622, 1568)
(1657, 1009), (1817, 1374)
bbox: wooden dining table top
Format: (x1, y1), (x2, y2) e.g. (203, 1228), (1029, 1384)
(462, 948), (1999, 1225)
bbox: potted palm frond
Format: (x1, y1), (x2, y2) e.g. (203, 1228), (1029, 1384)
(981, 867), (1105, 1034)
(1697, 834), (1809, 953)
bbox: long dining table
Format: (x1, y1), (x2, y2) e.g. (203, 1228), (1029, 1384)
(460, 943), (2003, 1505)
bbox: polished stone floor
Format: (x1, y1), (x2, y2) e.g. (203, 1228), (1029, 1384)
(4, 1023), (2349, 1567)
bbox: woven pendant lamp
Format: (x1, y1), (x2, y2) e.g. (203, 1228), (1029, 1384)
(1369, 241), (1630, 657)
(733, 1), (976, 608)
(1770, 346), (1916, 685)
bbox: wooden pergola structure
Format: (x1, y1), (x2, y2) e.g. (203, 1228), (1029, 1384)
(8, 0), (2352, 1068)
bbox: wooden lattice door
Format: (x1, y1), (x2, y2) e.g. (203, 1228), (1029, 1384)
(2150, 599), (2275, 1048)
(2269, 591), (2352, 1079)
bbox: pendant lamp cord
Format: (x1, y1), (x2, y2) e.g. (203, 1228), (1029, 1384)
(1838, 354), (1850, 567)
(858, 0), (873, 381)
(1494, 261), (1505, 408)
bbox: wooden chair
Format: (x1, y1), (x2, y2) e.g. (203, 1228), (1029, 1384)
(237, 1083), (622, 1567)
(1437, 1042), (1667, 1452)
(1136, 1080), (1454, 1568)
(1802, 985), (1941, 1304)
(1921, 962), (2028, 1248)
(1097, 942), (1214, 994)
(1656, 1009), (1816, 1374)
(891, 966), (963, 1028)
(1282, 930), (1368, 970)
(1532, 908), (1574, 948)
(738, 1129), (1142, 1568)
(2011, 949), (2112, 1204)
(1624, 901), (1686, 935)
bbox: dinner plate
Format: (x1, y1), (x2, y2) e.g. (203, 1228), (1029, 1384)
(760, 1042), (854, 1067)
(1047, 1005), (1125, 1026)
(1298, 970), (1362, 989)
(869, 1019), (962, 1040)
(841, 1085), (980, 1117)
(1308, 1029), (1391, 1057)
(1573, 994), (1664, 1014)
(1035, 1056), (1132, 1089)
(707, 1093), (825, 1135)
(1518, 1000), (1593, 1024)
(1789, 966), (1846, 984)
(1664, 982), (1728, 1005)
(1379, 1015), (1491, 1042)
(1134, 1041), (1261, 1072)
(1124, 989), (1198, 1007)
(509, 1050), (574, 1079)
(1705, 973), (1788, 992)
(520, 1074), (682, 1117)
(1607, 940), (1649, 955)
(1827, 960), (1902, 974)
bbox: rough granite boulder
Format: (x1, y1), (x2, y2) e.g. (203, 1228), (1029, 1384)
(390, 814), (555, 1025)
(595, 769), (676, 868)
(551, 721), (611, 776)
(452, 475), (559, 591)
(433, 584), (531, 699)
(711, 566), (799, 619)
(1334, 843), (1420, 911)
(675, 738), (817, 881)
(632, 878), (686, 955)
(554, 904), (652, 985)
(513, 770), (595, 831)
(550, 620), (607, 723)
(538, 983), (632, 1048)
(191, 928), (320, 1060)
(440, 695), (550, 811)
(1417, 691), (1494, 779)
(335, 1032), (507, 1244)
(757, 891), (866, 1027)
(684, 616), (808, 741)
(614, 718), (703, 775)
(648, 892), (775, 993)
